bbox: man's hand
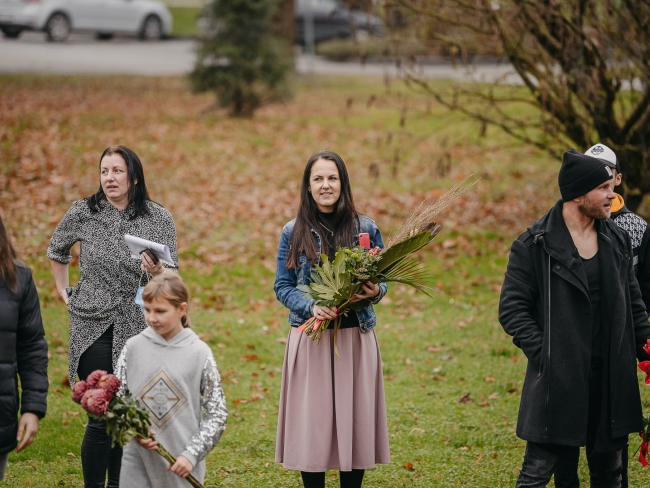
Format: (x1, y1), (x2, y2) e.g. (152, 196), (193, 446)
(135, 429), (159, 450)
(16, 413), (39, 453)
(169, 455), (193, 478)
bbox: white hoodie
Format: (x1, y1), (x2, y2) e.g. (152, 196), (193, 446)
(116, 327), (227, 487)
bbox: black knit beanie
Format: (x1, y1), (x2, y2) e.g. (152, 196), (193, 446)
(559, 148), (613, 201)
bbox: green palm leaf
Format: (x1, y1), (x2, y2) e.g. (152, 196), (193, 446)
(377, 230), (434, 274)
(388, 278), (438, 298)
(383, 256), (438, 298)
(384, 256), (433, 283)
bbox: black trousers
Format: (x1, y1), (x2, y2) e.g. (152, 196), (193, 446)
(517, 442), (622, 488)
(532, 376), (625, 488)
(301, 470), (365, 488)
(77, 326), (122, 488)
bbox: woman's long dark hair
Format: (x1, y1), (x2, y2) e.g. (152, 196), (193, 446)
(287, 150), (359, 268)
(0, 214), (18, 293)
(87, 145), (151, 219)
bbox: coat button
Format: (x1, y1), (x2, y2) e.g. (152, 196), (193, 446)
(555, 265), (561, 270)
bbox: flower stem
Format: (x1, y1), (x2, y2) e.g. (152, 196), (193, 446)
(138, 435), (205, 488)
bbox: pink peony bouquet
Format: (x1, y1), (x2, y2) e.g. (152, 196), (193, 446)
(72, 370), (204, 488)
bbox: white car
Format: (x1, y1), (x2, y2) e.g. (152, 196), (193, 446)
(0, 0), (172, 41)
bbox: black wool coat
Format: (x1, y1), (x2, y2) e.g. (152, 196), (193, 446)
(0, 261), (48, 454)
(499, 200), (650, 446)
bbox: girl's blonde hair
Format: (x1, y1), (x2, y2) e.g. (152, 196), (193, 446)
(142, 273), (191, 328)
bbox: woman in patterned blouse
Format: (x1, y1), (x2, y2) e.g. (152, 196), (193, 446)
(47, 145), (179, 488)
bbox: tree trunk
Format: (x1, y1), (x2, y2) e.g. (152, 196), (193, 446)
(273, 0), (294, 45)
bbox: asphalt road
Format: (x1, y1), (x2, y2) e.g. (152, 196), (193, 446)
(0, 31), (196, 75)
(0, 31), (521, 83)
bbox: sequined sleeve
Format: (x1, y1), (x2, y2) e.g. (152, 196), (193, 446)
(180, 353), (228, 466)
(115, 344), (128, 396)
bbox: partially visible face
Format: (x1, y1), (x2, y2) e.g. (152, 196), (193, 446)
(611, 169), (622, 187)
(578, 179), (616, 220)
(144, 296), (187, 341)
(100, 153), (131, 206)
(309, 158), (341, 212)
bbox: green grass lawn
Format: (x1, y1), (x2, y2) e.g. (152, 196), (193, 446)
(2, 74), (650, 486)
(169, 7), (202, 38)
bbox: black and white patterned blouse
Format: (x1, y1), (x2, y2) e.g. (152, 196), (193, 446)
(47, 198), (179, 386)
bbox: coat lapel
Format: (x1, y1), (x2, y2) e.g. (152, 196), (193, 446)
(542, 201), (590, 298)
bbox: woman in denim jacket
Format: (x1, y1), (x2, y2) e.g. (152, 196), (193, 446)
(274, 150), (390, 488)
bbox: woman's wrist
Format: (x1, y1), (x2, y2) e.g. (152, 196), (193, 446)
(58, 288), (70, 304)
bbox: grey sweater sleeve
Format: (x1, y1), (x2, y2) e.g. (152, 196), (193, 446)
(180, 352), (227, 466)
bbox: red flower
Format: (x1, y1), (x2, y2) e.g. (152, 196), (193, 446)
(86, 370), (108, 389)
(97, 374), (121, 396)
(81, 388), (112, 416)
(644, 339), (650, 356)
(641, 433), (649, 467)
(71, 380), (87, 404)
(639, 361), (650, 384)
(368, 247), (380, 256)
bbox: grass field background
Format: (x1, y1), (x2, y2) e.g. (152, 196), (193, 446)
(169, 8), (201, 38)
(1, 74), (649, 487)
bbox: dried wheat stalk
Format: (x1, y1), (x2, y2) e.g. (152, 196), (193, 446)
(385, 176), (478, 248)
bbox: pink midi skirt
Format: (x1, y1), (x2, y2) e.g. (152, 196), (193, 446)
(275, 326), (390, 472)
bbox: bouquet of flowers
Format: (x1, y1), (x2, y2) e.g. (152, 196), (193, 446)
(72, 370), (205, 488)
(297, 177), (476, 356)
(638, 342), (650, 466)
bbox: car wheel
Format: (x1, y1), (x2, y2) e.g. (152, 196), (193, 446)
(45, 12), (71, 42)
(1, 26), (23, 39)
(96, 33), (114, 41)
(139, 15), (162, 41)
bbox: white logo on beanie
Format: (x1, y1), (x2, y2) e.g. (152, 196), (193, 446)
(605, 166), (612, 176)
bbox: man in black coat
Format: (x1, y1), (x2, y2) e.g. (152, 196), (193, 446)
(0, 260), (49, 481)
(499, 149), (650, 487)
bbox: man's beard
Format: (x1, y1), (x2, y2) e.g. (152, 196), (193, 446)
(579, 195), (610, 220)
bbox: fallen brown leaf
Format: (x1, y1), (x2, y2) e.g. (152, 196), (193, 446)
(459, 393), (471, 403)
(240, 354), (259, 362)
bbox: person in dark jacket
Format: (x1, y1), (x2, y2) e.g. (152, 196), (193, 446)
(499, 149), (650, 487)
(582, 144), (650, 306)
(582, 144), (650, 488)
(0, 214), (49, 481)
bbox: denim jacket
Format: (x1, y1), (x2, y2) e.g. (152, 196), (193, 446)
(274, 214), (388, 332)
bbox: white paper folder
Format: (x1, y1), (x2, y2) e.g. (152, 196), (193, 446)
(124, 234), (174, 265)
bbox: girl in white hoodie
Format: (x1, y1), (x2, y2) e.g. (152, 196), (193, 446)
(115, 273), (227, 487)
